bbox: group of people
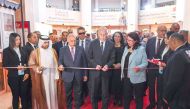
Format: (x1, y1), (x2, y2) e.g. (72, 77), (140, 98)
(2, 23), (190, 109)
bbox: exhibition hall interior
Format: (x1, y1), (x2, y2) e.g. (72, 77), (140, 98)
(0, 0), (190, 109)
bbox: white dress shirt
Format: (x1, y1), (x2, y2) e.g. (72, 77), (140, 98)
(79, 39), (86, 49)
(100, 41), (105, 51)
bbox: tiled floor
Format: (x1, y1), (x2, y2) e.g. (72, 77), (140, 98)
(0, 92), (12, 109)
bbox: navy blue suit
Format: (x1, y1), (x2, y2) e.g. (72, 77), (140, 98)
(164, 46), (190, 109)
(3, 47), (29, 109)
(53, 41), (67, 57)
(88, 39), (115, 109)
(76, 38), (91, 102)
(58, 45), (87, 109)
(146, 37), (166, 108)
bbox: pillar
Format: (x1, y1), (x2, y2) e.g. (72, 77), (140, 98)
(127, 0), (139, 32)
(80, 0), (92, 33)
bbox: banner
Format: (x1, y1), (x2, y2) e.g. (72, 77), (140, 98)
(92, 12), (127, 26)
(139, 5), (176, 25)
(45, 8), (81, 26)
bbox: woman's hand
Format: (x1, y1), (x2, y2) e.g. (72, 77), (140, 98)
(133, 66), (140, 73)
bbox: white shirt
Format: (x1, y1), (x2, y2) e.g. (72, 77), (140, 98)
(14, 47), (21, 61)
(100, 40), (106, 51)
(29, 42), (35, 49)
(62, 41), (67, 46)
(161, 46), (169, 60)
(79, 39), (86, 49)
(69, 46), (75, 55)
(14, 47), (24, 75)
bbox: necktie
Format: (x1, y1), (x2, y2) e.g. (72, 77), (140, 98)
(100, 42), (104, 53)
(71, 47), (75, 61)
(156, 39), (161, 54)
(63, 42), (66, 46)
(81, 40), (84, 48)
(34, 45), (37, 49)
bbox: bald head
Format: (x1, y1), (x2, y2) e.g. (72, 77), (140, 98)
(157, 25), (167, 38)
(170, 23), (180, 32)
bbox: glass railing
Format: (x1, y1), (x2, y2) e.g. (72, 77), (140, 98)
(94, 8), (127, 12)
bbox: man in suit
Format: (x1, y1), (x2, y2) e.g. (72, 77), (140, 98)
(58, 33), (88, 109)
(88, 27), (115, 109)
(23, 32), (38, 109)
(146, 25), (167, 109)
(53, 31), (68, 57)
(170, 23), (180, 33)
(76, 27), (91, 103)
(163, 33), (190, 109)
(76, 27), (91, 54)
(23, 33), (38, 61)
(180, 30), (190, 47)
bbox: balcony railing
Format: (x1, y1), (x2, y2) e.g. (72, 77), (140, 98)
(94, 8), (127, 12)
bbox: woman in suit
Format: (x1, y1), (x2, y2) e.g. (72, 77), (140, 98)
(111, 32), (125, 106)
(3, 33), (29, 109)
(121, 32), (148, 109)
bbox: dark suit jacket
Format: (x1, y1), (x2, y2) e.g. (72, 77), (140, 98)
(76, 38), (91, 55)
(164, 45), (187, 85)
(161, 49), (173, 78)
(163, 47), (190, 107)
(3, 47), (29, 77)
(53, 41), (67, 57)
(162, 50), (173, 64)
(185, 41), (190, 48)
(23, 42), (35, 63)
(88, 39), (115, 77)
(146, 37), (166, 68)
(58, 46), (87, 82)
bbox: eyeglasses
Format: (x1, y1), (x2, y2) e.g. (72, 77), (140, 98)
(78, 32), (85, 35)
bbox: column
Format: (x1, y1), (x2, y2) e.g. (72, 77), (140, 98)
(24, 0), (52, 35)
(182, 0), (190, 42)
(95, 0), (99, 11)
(24, 0), (36, 31)
(127, 0), (139, 32)
(175, 0), (185, 23)
(24, 0), (47, 31)
(151, 0), (156, 8)
(65, 0), (69, 10)
(80, 0), (92, 33)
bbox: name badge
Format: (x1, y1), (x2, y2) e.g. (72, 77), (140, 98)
(159, 69), (163, 74)
(18, 70), (24, 75)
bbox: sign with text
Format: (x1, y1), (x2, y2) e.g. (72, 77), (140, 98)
(139, 5), (176, 25)
(45, 8), (81, 26)
(92, 12), (127, 26)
